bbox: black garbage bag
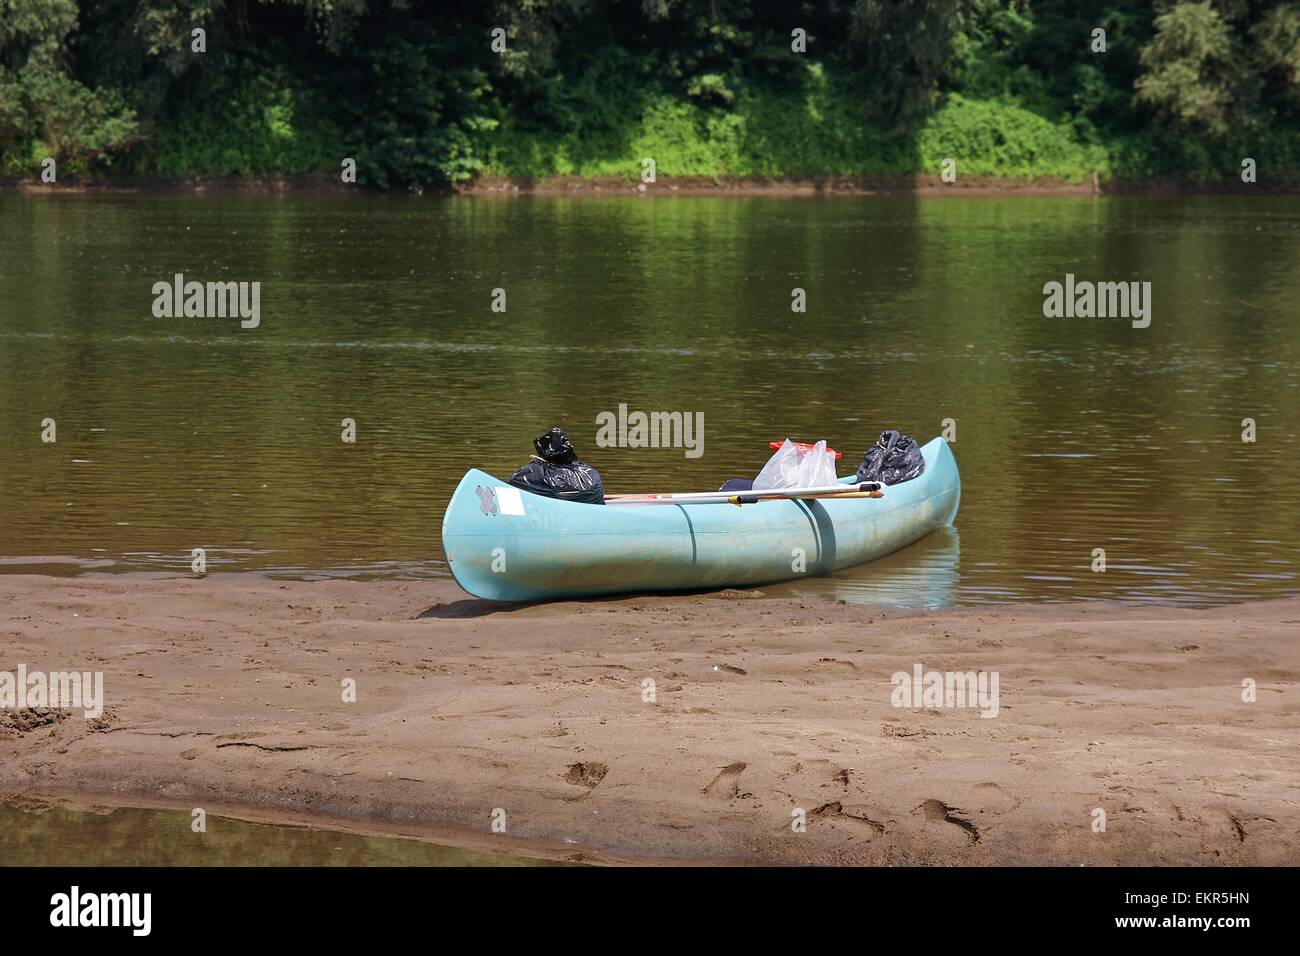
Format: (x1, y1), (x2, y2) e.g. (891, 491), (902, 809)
(508, 427), (605, 505)
(855, 429), (925, 486)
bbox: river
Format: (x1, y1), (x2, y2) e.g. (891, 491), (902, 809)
(2, 193), (1296, 608)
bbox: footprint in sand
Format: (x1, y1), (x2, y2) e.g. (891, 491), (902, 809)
(882, 722), (932, 739)
(918, 798), (981, 844)
(703, 762), (747, 800)
(810, 801), (886, 833)
(563, 762), (608, 789)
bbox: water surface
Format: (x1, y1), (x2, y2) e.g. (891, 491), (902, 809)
(1, 193), (1297, 607)
(0, 802), (563, 866)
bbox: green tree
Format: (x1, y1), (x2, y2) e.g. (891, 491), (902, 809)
(1253, 2), (1300, 108)
(0, 0), (139, 171)
(1134, 1), (1255, 136)
(849, 0), (964, 126)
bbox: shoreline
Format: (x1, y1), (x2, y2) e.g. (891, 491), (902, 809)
(2, 574), (1297, 865)
(1, 172), (1292, 197)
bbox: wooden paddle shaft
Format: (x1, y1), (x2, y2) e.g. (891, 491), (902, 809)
(608, 487), (884, 506)
(607, 481), (881, 503)
(794, 490), (884, 499)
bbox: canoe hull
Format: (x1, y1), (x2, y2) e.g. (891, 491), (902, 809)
(442, 437), (960, 601)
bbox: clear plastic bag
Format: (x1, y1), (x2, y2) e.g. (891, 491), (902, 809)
(753, 439), (838, 491)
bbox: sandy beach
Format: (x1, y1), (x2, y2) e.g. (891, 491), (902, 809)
(2, 574), (1297, 865)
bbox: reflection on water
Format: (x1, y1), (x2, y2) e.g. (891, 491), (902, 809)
(0, 802), (565, 867)
(772, 526), (963, 610)
(1, 193), (1297, 607)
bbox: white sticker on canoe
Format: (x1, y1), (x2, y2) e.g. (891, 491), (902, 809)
(496, 486), (526, 516)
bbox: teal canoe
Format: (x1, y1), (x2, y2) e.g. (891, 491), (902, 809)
(441, 436), (960, 601)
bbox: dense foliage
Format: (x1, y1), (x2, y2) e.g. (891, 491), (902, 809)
(4, 0), (1300, 188)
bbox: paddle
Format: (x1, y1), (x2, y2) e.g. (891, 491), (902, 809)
(606, 481), (883, 506)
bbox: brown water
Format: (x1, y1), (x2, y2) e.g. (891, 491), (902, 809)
(1, 193), (1297, 608)
(0, 802), (565, 866)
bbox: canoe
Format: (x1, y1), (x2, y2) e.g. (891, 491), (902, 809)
(441, 436), (960, 601)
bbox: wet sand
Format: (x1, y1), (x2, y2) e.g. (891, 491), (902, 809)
(2, 574), (1297, 865)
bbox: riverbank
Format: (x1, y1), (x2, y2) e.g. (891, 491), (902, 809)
(1, 172), (1292, 196)
(2, 574), (1297, 865)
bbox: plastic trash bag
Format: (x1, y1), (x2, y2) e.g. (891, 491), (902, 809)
(753, 439), (838, 491)
(508, 427), (605, 505)
(854, 430), (925, 486)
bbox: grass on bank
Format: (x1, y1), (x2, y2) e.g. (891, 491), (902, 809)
(487, 85), (1111, 183)
(17, 68), (1300, 188)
